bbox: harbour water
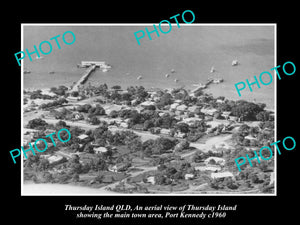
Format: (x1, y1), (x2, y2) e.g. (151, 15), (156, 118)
(23, 25), (275, 108)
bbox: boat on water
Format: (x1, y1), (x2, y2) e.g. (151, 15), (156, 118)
(24, 70), (31, 74)
(232, 58), (238, 66)
(137, 75), (143, 80)
(102, 64), (111, 69)
(35, 56), (44, 60)
(210, 66), (215, 73)
(49, 71), (55, 74)
(102, 68), (108, 72)
(171, 69), (175, 73)
(165, 73), (170, 78)
(212, 78), (224, 84)
(174, 79), (179, 83)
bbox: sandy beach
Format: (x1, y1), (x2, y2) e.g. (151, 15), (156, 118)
(22, 182), (114, 195)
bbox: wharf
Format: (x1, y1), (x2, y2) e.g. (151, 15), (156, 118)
(70, 65), (96, 92)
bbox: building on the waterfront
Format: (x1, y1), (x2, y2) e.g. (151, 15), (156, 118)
(79, 61), (111, 69)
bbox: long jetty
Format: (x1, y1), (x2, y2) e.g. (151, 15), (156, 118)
(71, 65), (96, 92)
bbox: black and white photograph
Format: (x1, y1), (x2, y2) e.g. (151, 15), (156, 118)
(3, 5), (298, 224)
(21, 24), (276, 195)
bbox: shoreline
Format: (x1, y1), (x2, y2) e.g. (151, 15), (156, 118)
(23, 82), (275, 110)
(22, 182), (114, 195)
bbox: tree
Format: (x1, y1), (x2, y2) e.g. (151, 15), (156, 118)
(175, 140), (190, 152)
(88, 104), (105, 116)
(250, 173), (261, 184)
(157, 93), (173, 108)
(210, 179), (222, 189)
(208, 158), (216, 165)
(70, 126), (85, 136)
(194, 89), (203, 97)
(224, 177), (239, 189)
(165, 167), (177, 177)
(231, 101), (264, 121)
(238, 124), (250, 136)
(56, 120), (67, 129)
(175, 122), (189, 133)
(72, 173), (80, 182)
(109, 110), (119, 118)
(43, 172), (53, 183)
(157, 164), (167, 171)
(92, 156), (107, 171)
(135, 86), (148, 100)
(154, 137), (177, 153)
(83, 143), (94, 153)
(56, 173), (71, 184)
(70, 143), (80, 152)
(173, 171), (184, 180)
(259, 161), (269, 172)
(242, 139), (251, 146)
(24, 155), (40, 168)
(111, 85), (122, 90)
(120, 92), (131, 101)
(27, 118), (48, 129)
(81, 163), (91, 173)
(154, 173), (166, 185)
(127, 137), (143, 153)
(38, 159), (50, 171)
(142, 139), (156, 156)
(94, 174), (104, 183)
(89, 116), (100, 125)
(232, 133), (244, 145)
(160, 114), (177, 129)
(192, 151), (204, 163)
(143, 120), (154, 130)
(77, 104), (92, 113)
(256, 111), (271, 121)
(71, 91), (79, 97)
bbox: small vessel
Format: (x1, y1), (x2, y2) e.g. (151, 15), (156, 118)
(212, 78), (224, 84)
(174, 79), (179, 83)
(49, 71), (55, 74)
(101, 64), (112, 69)
(35, 56), (44, 60)
(137, 75), (143, 80)
(171, 69), (175, 73)
(210, 66), (215, 73)
(102, 68), (108, 72)
(165, 73), (170, 78)
(232, 58), (238, 66)
(24, 70), (31, 74)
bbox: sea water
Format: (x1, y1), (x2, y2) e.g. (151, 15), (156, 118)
(23, 25), (275, 108)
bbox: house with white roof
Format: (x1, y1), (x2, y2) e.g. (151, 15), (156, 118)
(140, 101), (155, 107)
(204, 157), (226, 166)
(194, 165), (222, 172)
(211, 171), (234, 180)
(146, 176), (155, 185)
(184, 173), (195, 180)
(94, 147), (108, 154)
(170, 103), (180, 110)
(176, 104), (188, 111)
(244, 135), (257, 141)
(214, 142), (230, 150)
(78, 134), (89, 140)
(187, 106), (199, 113)
(160, 128), (170, 135)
